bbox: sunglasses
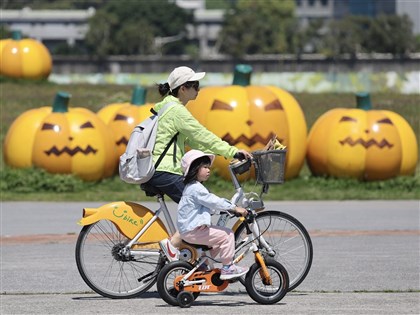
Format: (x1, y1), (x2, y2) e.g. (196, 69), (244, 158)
(184, 81), (199, 91)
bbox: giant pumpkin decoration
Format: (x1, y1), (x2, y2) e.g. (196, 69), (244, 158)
(97, 86), (154, 159)
(0, 37), (12, 62)
(187, 64), (307, 180)
(306, 93), (418, 180)
(0, 30), (52, 79)
(3, 92), (117, 181)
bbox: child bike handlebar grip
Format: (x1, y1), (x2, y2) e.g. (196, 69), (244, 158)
(227, 209), (242, 217)
(233, 152), (246, 160)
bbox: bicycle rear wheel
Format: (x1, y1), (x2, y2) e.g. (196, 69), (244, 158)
(156, 261), (200, 306)
(75, 219), (164, 299)
(234, 210), (313, 291)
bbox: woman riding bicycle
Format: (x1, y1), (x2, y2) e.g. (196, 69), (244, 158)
(141, 66), (251, 255)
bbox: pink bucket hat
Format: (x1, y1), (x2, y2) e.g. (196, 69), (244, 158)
(181, 149), (215, 176)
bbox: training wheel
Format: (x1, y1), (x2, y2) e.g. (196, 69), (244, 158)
(177, 291), (194, 308)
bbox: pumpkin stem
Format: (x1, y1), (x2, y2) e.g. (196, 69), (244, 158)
(52, 92), (71, 113)
(356, 92), (372, 110)
(131, 86), (146, 105)
(232, 64), (253, 86)
(11, 30), (22, 40)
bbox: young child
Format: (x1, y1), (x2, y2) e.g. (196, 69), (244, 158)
(176, 149), (249, 280)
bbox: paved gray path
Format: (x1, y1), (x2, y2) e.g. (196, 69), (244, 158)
(1, 200), (419, 314)
(1, 292), (418, 315)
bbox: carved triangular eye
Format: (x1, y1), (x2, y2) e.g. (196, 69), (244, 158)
(80, 121), (94, 129)
(377, 118), (393, 125)
(339, 116), (357, 122)
(41, 123), (61, 132)
(265, 100), (283, 111)
(41, 123), (56, 130)
(211, 100), (233, 111)
(114, 114), (128, 121)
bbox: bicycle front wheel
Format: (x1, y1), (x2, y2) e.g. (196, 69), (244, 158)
(75, 219), (164, 299)
(234, 210), (313, 291)
(245, 258), (289, 304)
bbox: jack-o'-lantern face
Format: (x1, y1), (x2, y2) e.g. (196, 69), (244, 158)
(206, 86), (289, 180)
(338, 114), (395, 149)
(307, 107), (418, 180)
(187, 84), (307, 180)
(334, 110), (401, 179)
(41, 120), (98, 156)
(189, 85), (307, 180)
(186, 66), (307, 181)
(206, 86), (288, 150)
(3, 93), (117, 181)
(32, 108), (116, 180)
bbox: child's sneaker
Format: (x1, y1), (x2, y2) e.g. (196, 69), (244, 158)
(159, 238), (179, 262)
(220, 264), (249, 280)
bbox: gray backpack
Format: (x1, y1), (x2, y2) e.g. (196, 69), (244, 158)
(119, 102), (178, 184)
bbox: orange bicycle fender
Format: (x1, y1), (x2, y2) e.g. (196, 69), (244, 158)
(77, 201), (169, 241)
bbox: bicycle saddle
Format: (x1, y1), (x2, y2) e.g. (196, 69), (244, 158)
(140, 184), (164, 197)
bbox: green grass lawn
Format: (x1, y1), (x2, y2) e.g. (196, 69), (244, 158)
(1, 81), (419, 201)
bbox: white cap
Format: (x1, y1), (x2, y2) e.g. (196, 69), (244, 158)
(167, 66), (206, 91)
(181, 149), (215, 176)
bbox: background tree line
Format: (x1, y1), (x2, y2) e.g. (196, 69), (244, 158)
(1, 0), (419, 59)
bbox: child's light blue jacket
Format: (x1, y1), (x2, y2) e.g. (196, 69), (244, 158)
(178, 181), (235, 234)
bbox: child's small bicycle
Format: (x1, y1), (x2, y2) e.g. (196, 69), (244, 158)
(75, 149), (312, 299)
(157, 207), (289, 308)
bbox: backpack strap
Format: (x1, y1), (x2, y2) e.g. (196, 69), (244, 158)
(153, 101), (179, 169)
(154, 132), (178, 169)
(157, 101), (176, 116)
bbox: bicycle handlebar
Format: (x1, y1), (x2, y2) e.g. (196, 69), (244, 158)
(233, 152), (246, 160)
(226, 209), (245, 218)
(227, 208), (255, 220)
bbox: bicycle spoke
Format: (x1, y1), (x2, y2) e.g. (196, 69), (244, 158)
(76, 219), (161, 298)
(235, 211), (312, 291)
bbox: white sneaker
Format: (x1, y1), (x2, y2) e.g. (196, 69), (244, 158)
(220, 264), (249, 280)
(159, 238), (179, 262)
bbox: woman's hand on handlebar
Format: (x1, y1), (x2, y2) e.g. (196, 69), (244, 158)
(234, 149), (252, 160)
(234, 206), (248, 217)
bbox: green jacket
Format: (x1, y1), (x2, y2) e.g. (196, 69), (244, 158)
(153, 95), (238, 175)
